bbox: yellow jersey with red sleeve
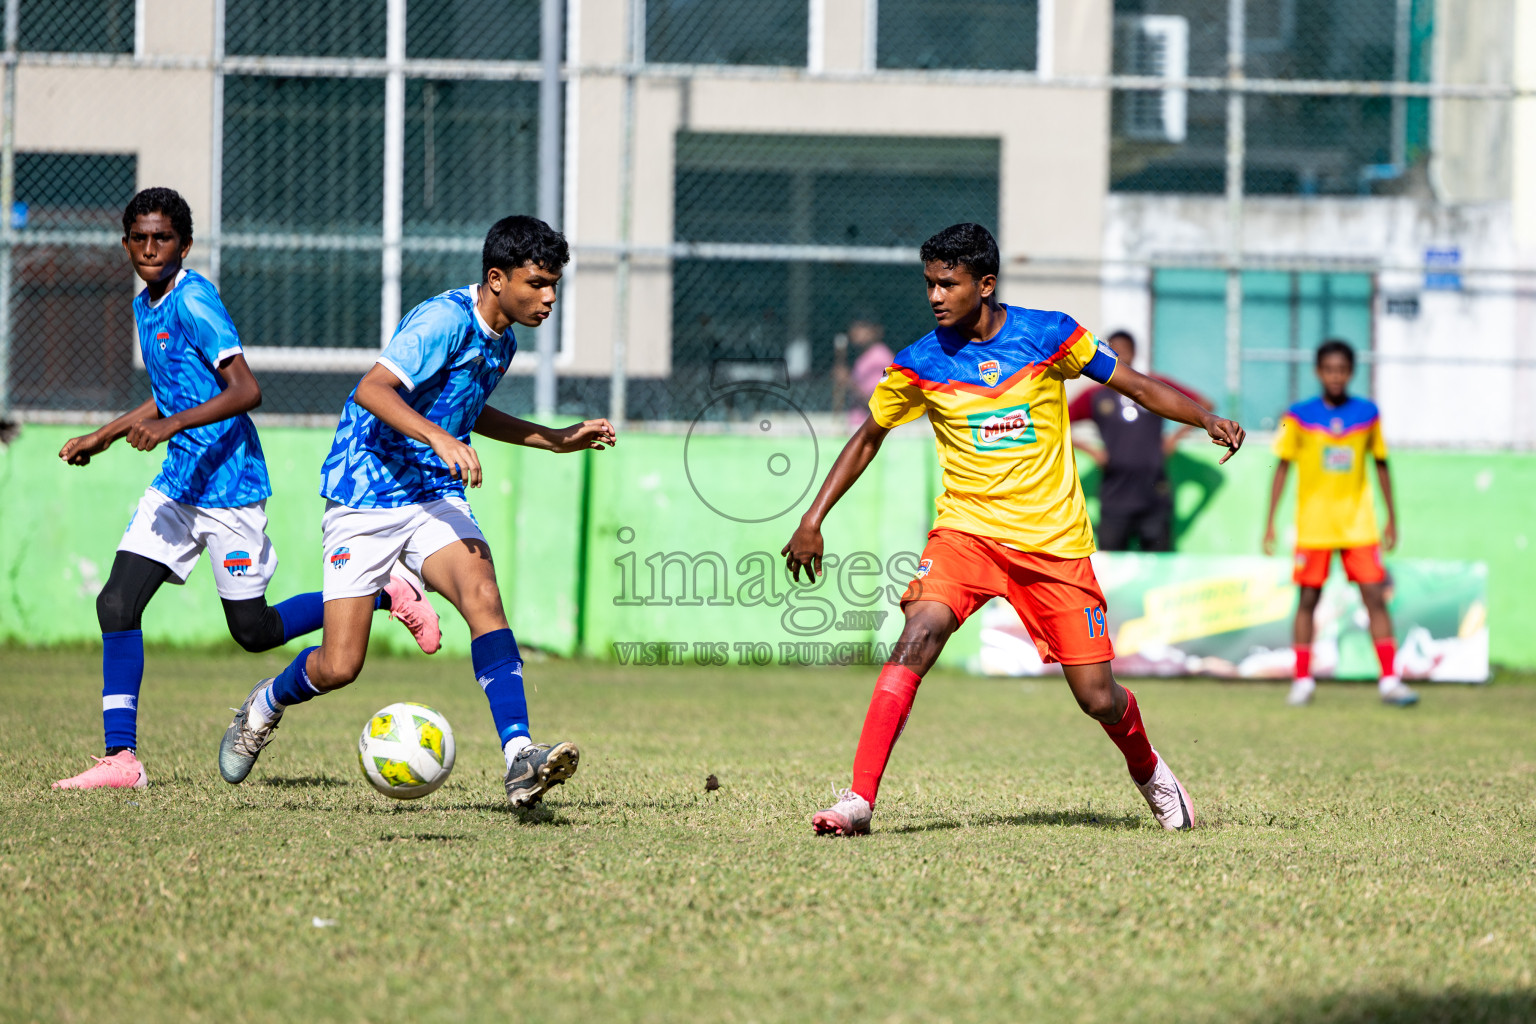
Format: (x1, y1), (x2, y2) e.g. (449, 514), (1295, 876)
(868, 304), (1119, 557)
(1273, 395), (1387, 549)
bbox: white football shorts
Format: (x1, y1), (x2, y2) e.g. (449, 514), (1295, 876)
(118, 486), (278, 601)
(320, 495), (486, 601)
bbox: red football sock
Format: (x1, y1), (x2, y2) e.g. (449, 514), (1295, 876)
(1101, 688), (1158, 785)
(1294, 645), (1312, 680)
(849, 664), (922, 807)
(1374, 637), (1397, 678)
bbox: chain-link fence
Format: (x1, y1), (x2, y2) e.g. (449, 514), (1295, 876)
(1, 0), (1533, 446)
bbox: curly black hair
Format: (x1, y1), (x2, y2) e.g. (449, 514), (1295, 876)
(919, 222), (999, 280)
(482, 215), (569, 279)
(122, 187), (193, 243)
(1315, 338), (1356, 369)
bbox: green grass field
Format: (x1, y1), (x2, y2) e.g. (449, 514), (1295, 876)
(3, 649), (1534, 1023)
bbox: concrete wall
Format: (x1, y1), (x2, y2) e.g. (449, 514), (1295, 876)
(1101, 194), (1536, 448)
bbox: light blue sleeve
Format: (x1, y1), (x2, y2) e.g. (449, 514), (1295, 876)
(178, 277), (243, 366)
(376, 298), (467, 391)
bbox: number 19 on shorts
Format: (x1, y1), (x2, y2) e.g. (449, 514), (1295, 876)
(1083, 606), (1107, 638)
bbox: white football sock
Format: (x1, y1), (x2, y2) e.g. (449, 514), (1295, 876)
(503, 735), (532, 768)
(1378, 674), (1402, 693)
(248, 683), (283, 731)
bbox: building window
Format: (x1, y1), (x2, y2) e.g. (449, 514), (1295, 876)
(646, 0), (807, 66)
(19, 0), (134, 53)
(877, 0), (1039, 71)
(407, 0), (540, 60)
(670, 133), (999, 418)
(1151, 268), (1374, 429)
(227, 0), (385, 57)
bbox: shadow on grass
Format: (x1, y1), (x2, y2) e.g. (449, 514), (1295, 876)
(1259, 988), (1536, 1024)
(887, 808), (1145, 834)
(378, 832), (471, 843)
(259, 776), (349, 788)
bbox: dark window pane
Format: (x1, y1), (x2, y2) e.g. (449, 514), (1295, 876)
(219, 248), (381, 351)
(408, 0), (541, 59)
(647, 0), (806, 66)
(14, 152), (136, 231)
(227, 0), (385, 57)
(675, 134), (999, 246)
(19, 0), (134, 53)
(223, 77), (384, 233)
(877, 0), (1038, 71)
(405, 80), (539, 236)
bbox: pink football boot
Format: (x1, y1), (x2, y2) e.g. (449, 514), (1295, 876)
(53, 750), (148, 790)
(384, 572), (442, 654)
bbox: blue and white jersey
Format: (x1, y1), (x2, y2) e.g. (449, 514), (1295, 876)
(134, 269), (271, 508)
(320, 286), (515, 508)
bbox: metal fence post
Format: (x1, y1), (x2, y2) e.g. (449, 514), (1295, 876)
(0, 0), (17, 420)
(209, 0), (226, 287)
(380, 0), (407, 348)
(610, 0), (642, 428)
(536, 0), (564, 417)
(1223, 0), (1245, 420)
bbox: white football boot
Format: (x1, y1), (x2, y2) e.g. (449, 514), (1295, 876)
(1134, 751), (1195, 831)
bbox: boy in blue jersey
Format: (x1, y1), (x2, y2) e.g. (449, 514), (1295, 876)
(52, 188), (440, 791)
(218, 215), (615, 810)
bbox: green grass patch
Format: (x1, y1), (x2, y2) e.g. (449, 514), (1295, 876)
(3, 649), (1534, 1023)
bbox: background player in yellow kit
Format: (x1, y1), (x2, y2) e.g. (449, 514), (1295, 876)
(1263, 339), (1417, 707)
(782, 223), (1246, 836)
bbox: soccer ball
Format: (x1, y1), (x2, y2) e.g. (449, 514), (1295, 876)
(357, 702), (456, 799)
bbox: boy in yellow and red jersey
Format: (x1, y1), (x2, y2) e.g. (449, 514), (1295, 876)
(1263, 339), (1417, 707)
(782, 224), (1246, 836)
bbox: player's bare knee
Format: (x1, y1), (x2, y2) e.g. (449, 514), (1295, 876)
(1297, 587), (1322, 613)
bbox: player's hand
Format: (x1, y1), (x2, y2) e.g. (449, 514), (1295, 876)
(59, 430), (111, 466)
(552, 418), (617, 453)
(430, 433), (482, 487)
(781, 520), (825, 582)
(126, 417), (179, 453)
(1203, 414), (1245, 464)
(1382, 520), (1398, 552)
(1262, 525), (1276, 557)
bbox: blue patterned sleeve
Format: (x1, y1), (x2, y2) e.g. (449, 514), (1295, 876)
(376, 298), (466, 391)
(178, 278), (243, 367)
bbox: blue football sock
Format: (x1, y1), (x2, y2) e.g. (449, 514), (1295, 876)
(267, 646), (322, 710)
(101, 629), (144, 752)
(274, 592), (325, 644)
(471, 629), (529, 748)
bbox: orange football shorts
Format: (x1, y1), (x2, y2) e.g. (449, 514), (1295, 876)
(900, 529), (1113, 666)
(1292, 544), (1386, 589)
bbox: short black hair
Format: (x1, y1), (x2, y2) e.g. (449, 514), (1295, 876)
(1316, 339), (1355, 369)
(122, 187), (193, 243)
(919, 223), (1000, 281)
(1107, 330), (1136, 353)
(482, 215), (569, 280)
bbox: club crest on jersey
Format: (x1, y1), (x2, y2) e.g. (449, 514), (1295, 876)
(977, 359), (1001, 387)
(968, 403), (1037, 449)
(915, 559), (933, 578)
(329, 547), (351, 570)
(223, 550), (252, 576)
(157, 330), (169, 351)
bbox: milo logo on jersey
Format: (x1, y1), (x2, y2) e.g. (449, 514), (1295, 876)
(1323, 445), (1355, 472)
(968, 404), (1037, 449)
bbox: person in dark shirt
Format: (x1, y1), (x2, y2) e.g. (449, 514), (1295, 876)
(1068, 330), (1211, 551)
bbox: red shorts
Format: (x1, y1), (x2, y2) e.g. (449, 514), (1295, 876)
(1293, 545), (1386, 589)
(901, 529), (1113, 666)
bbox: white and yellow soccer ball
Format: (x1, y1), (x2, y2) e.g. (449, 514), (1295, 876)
(357, 702), (456, 799)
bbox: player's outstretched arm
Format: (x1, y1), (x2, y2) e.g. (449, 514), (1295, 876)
(1107, 364), (1244, 464)
(472, 407), (616, 453)
(1376, 459), (1398, 551)
(125, 354), (262, 453)
(1262, 460), (1291, 555)
(60, 396), (161, 466)
(355, 363), (484, 487)
(781, 415), (890, 581)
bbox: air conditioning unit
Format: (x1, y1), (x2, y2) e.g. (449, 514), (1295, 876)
(1116, 15), (1189, 145)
